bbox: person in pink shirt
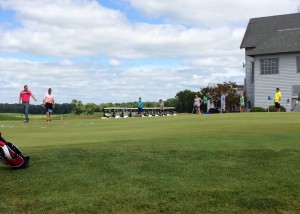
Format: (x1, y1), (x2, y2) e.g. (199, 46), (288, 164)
(19, 85), (37, 122)
(43, 88), (55, 122)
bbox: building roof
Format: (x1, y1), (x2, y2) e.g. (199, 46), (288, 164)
(240, 13), (300, 56)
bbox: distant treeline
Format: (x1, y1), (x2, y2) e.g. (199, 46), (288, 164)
(71, 99), (176, 115)
(0, 99), (177, 115)
(0, 103), (73, 114)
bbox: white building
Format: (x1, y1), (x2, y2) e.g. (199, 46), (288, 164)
(240, 13), (300, 111)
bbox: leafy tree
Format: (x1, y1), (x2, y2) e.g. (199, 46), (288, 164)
(71, 100), (85, 115)
(55, 103), (73, 114)
(98, 103), (110, 112)
(85, 103), (98, 115)
(200, 82), (240, 112)
(165, 98), (176, 107)
(175, 90), (198, 113)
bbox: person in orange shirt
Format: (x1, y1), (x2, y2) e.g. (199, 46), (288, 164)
(43, 88), (55, 122)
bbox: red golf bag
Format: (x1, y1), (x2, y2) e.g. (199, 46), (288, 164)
(0, 132), (30, 168)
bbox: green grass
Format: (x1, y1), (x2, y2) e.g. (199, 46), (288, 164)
(0, 113), (64, 121)
(0, 113), (299, 213)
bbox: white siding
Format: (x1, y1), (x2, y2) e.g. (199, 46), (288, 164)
(249, 53), (300, 111)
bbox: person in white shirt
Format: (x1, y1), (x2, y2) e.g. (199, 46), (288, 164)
(220, 91), (226, 113)
(193, 95), (202, 114)
(43, 88), (55, 121)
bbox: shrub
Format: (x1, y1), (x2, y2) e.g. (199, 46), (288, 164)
(208, 108), (220, 114)
(266, 105), (286, 112)
(250, 107), (265, 112)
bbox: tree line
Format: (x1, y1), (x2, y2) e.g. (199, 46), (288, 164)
(0, 82), (242, 115)
(0, 103), (74, 114)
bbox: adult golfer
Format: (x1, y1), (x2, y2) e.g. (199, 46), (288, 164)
(19, 85), (37, 122)
(43, 88), (55, 121)
(274, 88), (282, 112)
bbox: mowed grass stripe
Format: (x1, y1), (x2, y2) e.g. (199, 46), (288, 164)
(0, 113), (299, 213)
(1, 113), (299, 148)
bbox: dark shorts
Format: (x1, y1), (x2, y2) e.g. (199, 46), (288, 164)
(45, 103), (53, 113)
(138, 107), (143, 112)
(275, 102), (280, 109)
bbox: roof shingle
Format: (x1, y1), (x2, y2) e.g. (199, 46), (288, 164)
(240, 13), (300, 55)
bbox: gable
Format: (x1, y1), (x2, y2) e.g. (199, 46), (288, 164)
(240, 13), (300, 55)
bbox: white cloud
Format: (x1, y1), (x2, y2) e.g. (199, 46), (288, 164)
(128, 0), (299, 26)
(182, 56), (244, 69)
(0, 58), (188, 103)
(0, 0), (297, 103)
(0, 0), (245, 59)
(109, 58), (123, 67)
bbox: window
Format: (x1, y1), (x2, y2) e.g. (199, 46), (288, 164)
(297, 56), (300, 73)
(260, 58), (279, 74)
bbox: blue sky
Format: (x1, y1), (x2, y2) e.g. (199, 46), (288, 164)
(0, 0), (299, 104)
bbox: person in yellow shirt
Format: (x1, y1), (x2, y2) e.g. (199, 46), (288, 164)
(274, 88), (282, 112)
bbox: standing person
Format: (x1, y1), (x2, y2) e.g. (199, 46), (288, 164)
(202, 95), (208, 113)
(159, 99), (164, 116)
(291, 92), (300, 111)
(43, 88), (55, 122)
(19, 85), (37, 123)
(239, 93), (245, 112)
(138, 97), (144, 117)
(274, 88), (282, 112)
(220, 91), (226, 113)
(193, 95), (202, 114)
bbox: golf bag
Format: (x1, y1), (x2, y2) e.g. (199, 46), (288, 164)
(0, 132), (30, 168)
